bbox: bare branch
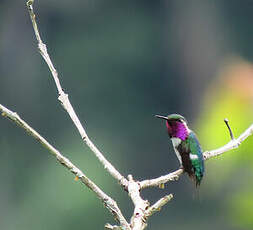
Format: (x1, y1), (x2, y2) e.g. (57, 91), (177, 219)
(128, 175), (149, 230)
(139, 123), (253, 189)
(26, 0), (128, 188)
(127, 176), (173, 230)
(0, 104), (130, 230)
(145, 194), (173, 218)
(204, 123), (253, 160)
(140, 169), (183, 189)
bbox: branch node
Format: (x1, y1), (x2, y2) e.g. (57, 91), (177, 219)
(38, 42), (47, 53)
(58, 93), (69, 108)
(26, 0), (34, 7)
(231, 139), (240, 148)
(128, 174), (133, 181)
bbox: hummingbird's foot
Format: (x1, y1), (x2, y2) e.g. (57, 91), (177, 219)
(179, 165), (184, 170)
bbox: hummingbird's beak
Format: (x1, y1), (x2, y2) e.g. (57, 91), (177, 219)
(155, 115), (168, 120)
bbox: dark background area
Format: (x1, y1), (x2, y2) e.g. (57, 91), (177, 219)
(0, 1), (253, 229)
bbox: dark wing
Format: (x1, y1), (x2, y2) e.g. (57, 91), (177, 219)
(187, 132), (205, 185)
(176, 139), (194, 180)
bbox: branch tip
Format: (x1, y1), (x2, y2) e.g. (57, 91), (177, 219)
(145, 194), (173, 217)
(224, 118), (235, 140)
(26, 0), (34, 7)
(105, 223), (122, 230)
(127, 174), (133, 181)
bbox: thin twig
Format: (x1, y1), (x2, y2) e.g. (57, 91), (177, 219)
(26, 0), (128, 188)
(204, 123), (253, 159)
(224, 118), (235, 140)
(0, 103), (130, 230)
(140, 169), (183, 189)
(105, 223), (122, 230)
(145, 194), (173, 218)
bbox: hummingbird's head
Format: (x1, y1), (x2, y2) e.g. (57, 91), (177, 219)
(155, 114), (189, 140)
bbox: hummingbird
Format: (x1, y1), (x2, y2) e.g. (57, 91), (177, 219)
(156, 114), (204, 186)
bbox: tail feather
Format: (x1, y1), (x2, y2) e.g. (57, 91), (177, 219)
(185, 163), (204, 187)
(193, 164), (204, 186)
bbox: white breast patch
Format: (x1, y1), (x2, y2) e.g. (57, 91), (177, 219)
(171, 137), (182, 164)
(171, 137), (181, 147)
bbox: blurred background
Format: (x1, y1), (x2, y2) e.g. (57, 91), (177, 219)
(0, 0), (253, 229)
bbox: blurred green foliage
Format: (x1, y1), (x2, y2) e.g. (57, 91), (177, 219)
(197, 59), (253, 228)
